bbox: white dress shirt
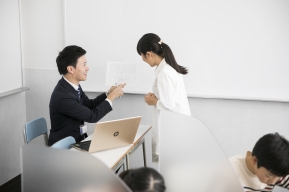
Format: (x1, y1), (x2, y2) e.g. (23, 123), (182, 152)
(152, 59), (191, 155)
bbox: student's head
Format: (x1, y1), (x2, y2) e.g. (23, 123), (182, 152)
(137, 33), (188, 75)
(251, 132), (289, 185)
(56, 45), (89, 83)
(119, 167), (166, 192)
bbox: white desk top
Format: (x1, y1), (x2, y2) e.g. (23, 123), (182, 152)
(90, 144), (133, 168)
(71, 124), (151, 169)
(133, 125), (152, 144)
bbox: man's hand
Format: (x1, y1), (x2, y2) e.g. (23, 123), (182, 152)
(107, 83), (126, 101)
(107, 85), (117, 95)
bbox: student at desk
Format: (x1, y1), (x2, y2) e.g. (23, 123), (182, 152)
(229, 133), (289, 192)
(136, 33), (191, 162)
(119, 167), (166, 192)
(48, 45), (125, 146)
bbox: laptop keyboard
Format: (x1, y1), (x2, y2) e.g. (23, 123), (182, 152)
(76, 141), (91, 151)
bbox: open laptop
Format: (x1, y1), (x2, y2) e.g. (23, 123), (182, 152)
(72, 116), (141, 153)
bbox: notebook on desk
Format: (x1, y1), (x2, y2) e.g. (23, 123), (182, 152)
(72, 116), (141, 153)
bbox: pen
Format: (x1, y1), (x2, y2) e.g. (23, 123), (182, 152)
(115, 83), (121, 98)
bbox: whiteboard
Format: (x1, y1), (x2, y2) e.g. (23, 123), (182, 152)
(0, 0), (23, 94)
(64, 0), (289, 101)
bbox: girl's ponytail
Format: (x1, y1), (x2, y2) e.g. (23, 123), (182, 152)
(137, 33), (188, 75)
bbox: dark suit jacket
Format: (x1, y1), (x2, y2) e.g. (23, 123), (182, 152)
(48, 77), (112, 146)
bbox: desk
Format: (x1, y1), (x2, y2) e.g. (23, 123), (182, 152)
(71, 125), (151, 171)
(89, 144), (133, 171)
(127, 125), (152, 169)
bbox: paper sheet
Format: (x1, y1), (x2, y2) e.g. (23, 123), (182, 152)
(106, 62), (136, 86)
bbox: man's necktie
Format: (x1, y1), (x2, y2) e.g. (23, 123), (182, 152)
(76, 87), (80, 99)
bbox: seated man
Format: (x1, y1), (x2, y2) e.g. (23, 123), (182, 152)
(48, 45), (125, 146)
(229, 133), (289, 192)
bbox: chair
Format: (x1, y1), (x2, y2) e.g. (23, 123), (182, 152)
(51, 136), (76, 149)
(24, 117), (48, 145)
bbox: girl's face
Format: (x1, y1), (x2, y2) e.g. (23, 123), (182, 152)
(141, 52), (157, 67)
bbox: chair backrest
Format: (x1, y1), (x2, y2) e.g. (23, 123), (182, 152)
(24, 117), (48, 145)
(51, 136), (76, 149)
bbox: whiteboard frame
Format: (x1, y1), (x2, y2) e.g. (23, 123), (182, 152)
(0, 0), (29, 97)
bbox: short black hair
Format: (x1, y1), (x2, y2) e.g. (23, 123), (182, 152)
(119, 167), (166, 192)
(56, 45), (86, 75)
(252, 132), (289, 176)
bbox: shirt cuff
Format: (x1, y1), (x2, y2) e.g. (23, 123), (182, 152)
(105, 98), (112, 106)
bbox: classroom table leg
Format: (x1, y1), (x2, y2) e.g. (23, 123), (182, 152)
(126, 154), (130, 170)
(142, 140), (147, 167)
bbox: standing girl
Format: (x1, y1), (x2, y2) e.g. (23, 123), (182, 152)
(137, 33), (191, 162)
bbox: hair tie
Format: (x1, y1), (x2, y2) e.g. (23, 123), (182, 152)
(158, 40), (162, 45)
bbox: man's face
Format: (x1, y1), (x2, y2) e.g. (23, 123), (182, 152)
(73, 55), (89, 82)
(254, 166), (281, 185)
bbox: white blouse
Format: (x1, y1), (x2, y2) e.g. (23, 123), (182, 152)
(153, 59), (191, 116)
(152, 59), (191, 156)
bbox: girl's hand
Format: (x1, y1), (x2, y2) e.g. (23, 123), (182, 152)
(144, 92), (158, 106)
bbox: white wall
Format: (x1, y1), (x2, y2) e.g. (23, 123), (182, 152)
(20, 0), (64, 71)
(0, 0), (27, 186)
(20, 0), (64, 138)
(0, 0), (64, 186)
(189, 98), (289, 157)
(0, 0), (22, 94)
(0, 93), (27, 185)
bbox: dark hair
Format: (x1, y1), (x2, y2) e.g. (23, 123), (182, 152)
(56, 45), (86, 75)
(137, 33), (188, 75)
(252, 132), (289, 176)
(119, 167), (166, 192)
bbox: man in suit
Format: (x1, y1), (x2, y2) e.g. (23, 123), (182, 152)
(48, 45), (125, 146)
